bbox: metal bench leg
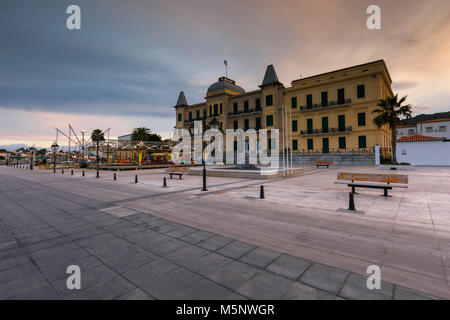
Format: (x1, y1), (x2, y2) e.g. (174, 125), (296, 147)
(179, 175), (182, 179)
(384, 188), (388, 197)
(351, 186), (356, 194)
(170, 174), (173, 179)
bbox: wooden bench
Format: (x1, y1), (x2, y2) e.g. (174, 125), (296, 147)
(335, 172), (408, 197)
(167, 166), (189, 179)
(313, 161), (333, 168)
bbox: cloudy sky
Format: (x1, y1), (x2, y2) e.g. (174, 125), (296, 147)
(1, 0), (450, 147)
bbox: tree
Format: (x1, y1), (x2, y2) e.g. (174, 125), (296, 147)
(372, 94), (412, 164)
(131, 127), (162, 142)
(36, 148), (47, 156)
(91, 129), (105, 170)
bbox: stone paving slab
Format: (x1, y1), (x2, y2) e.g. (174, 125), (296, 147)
(0, 167), (446, 300)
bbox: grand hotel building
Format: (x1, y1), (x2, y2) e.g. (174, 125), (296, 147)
(174, 60), (393, 154)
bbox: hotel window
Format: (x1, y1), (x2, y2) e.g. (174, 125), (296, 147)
(196, 110), (200, 119)
(214, 104), (218, 116)
(233, 120), (238, 130)
(292, 140), (298, 151)
(256, 117), (261, 130)
(357, 112), (366, 126)
(203, 110), (206, 118)
(255, 98), (261, 110)
(189, 112), (192, 121)
(233, 103), (238, 114)
(358, 136), (367, 149)
(292, 120), (298, 132)
(408, 129), (415, 135)
(209, 105), (212, 116)
(291, 97), (297, 108)
(357, 85), (365, 98)
(220, 103), (223, 114)
(321, 92), (328, 107)
(337, 88), (345, 104)
(266, 115), (274, 127)
(426, 127), (433, 133)
(307, 118), (313, 134)
(322, 117), (328, 133)
(339, 137), (346, 149)
(266, 95), (273, 107)
(244, 119), (249, 131)
(244, 101), (249, 112)
(439, 126), (447, 132)
(307, 139), (314, 150)
(178, 113), (182, 122)
(338, 115), (346, 132)
(306, 94), (313, 108)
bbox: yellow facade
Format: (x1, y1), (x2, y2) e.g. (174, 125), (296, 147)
(174, 60), (393, 153)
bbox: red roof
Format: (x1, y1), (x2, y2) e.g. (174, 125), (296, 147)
(421, 118), (450, 123)
(397, 134), (442, 142)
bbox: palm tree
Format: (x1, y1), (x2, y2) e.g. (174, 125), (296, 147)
(91, 129), (105, 172)
(372, 94), (413, 164)
(131, 127), (162, 142)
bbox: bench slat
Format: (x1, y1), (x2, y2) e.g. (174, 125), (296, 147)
(337, 172), (408, 184)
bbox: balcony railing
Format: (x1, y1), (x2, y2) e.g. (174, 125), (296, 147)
(228, 108), (262, 118)
(293, 147), (374, 155)
(300, 126), (352, 136)
(299, 99), (352, 112)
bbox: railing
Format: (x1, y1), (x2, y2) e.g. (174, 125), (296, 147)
(228, 108), (262, 118)
(300, 126), (352, 136)
(292, 147), (374, 155)
(299, 99), (352, 112)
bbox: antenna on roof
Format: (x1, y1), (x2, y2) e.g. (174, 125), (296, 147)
(224, 60), (228, 78)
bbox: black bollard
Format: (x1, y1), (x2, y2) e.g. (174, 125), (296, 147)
(62, 169), (64, 174)
(82, 170), (85, 177)
(135, 175), (138, 183)
(71, 169), (74, 175)
(114, 173), (116, 181)
(348, 192), (355, 211)
(163, 177), (167, 187)
(96, 170), (99, 178)
(260, 185), (265, 199)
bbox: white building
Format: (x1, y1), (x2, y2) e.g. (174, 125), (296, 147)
(397, 118), (450, 139)
(396, 134), (450, 166)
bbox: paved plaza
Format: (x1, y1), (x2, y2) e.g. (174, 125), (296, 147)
(0, 165), (449, 299)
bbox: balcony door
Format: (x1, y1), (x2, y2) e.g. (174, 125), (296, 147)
(338, 115), (346, 132)
(322, 138), (329, 154)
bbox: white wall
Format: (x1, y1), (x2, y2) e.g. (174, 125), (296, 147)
(396, 141), (450, 166)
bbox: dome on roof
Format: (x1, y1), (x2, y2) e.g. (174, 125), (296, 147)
(207, 77), (245, 94)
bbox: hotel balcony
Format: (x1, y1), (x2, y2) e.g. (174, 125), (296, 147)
(299, 99), (352, 112)
(300, 126), (352, 136)
(228, 108), (262, 118)
(184, 117), (205, 125)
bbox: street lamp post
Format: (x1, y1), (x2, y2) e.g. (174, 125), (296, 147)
(29, 147), (35, 170)
(51, 142), (59, 173)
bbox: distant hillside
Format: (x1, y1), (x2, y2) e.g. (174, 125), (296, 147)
(0, 144), (30, 151)
(401, 111), (450, 125)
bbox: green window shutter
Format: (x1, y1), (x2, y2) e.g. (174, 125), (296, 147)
(266, 115), (273, 127)
(265, 95), (273, 107)
(358, 112), (366, 126)
(256, 118), (261, 130)
(358, 136), (367, 149)
(292, 140), (298, 151)
(357, 85), (365, 98)
(291, 97), (297, 108)
(307, 139), (314, 150)
(292, 120), (298, 132)
(233, 120), (238, 130)
(339, 137), (346, 149)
